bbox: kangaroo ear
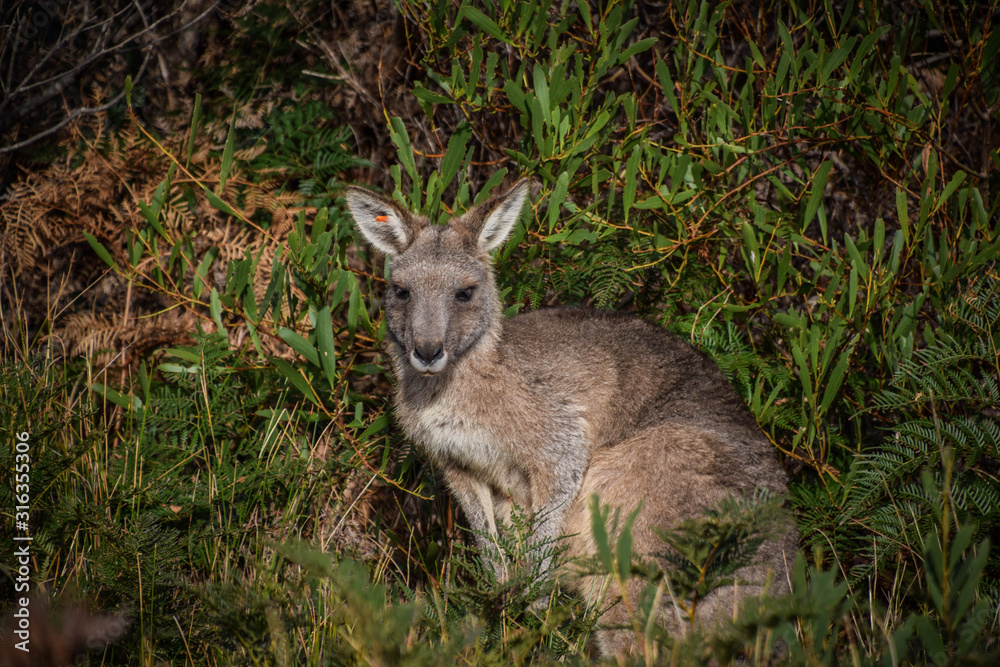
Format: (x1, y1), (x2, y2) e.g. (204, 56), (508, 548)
(345, 186), (421, 255)
(461, 179), (530, 252)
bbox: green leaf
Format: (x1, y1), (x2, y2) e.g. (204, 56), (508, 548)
(243, 286), (260, 323)
(474, 169), (508, 205)
(844, 234), (866, 275)
(359, 413), (390, 442)
(776, 22), (796, 86)
(616, 37), (656, 65)
(895, 188), (910, 243)
(311, 208), (329, 243)
(245, 313), (264, 357)
(504, 79), (527, 114)
(126, 230), (141, 267)
(219, 109), (237, 193)
(791, 341), (814, 405)
(138, 182), (169, 240)
(194, 247), (219, 299)
(623, 144), (641, 222)
(442, 17), (469, 51)
(577, 0), (593, 34)
(274, 358), (319, 405)
(953, 537), (990, 623)
(138, 362), (150, 402)
(348, 275), (362, 336)
(83, 231), (116, 269)
(316, 305), (338, 387)
(803, 161), (832, 238)
(914, 615), (946, 658)
(461, 6), (510, 44)
(669, 154), (692, 196)
(227, 256), (252, 298)
(331, 271), (350, 306)
(820, 36), (857, 84)
(279, 328), (320, 367)
(546, 171), (570, 232)
(186, 92), (202, 166)
(916, 150), (937, 232)
(164, 347), (202, 363)
(533, 63), (550, 124)
(589, 495), (613, 572)
(616, 501), (643, 581)
(889, 228), (905, 273)
(873, 216), (885, 264)
(655, 60), (678, 115)
(747, 41), (766, 69)
(633, 195), (664, 210)
(820, 346), (852, 414)
(935, 170), (966, 212)
(741, 219), (760, 278)
(209, 288), (225, 331)
(847, 264), (858, 318)
(412, 82), (453, 106)
(388, 117), (417, 179)
(92, 383), (141, 411)
(856, 28), (888, 68)
(440, 125), (472, 192)
(979, 23), (1000, 104)
(158, 362), (199, 375)
(206, 190), (237, 218)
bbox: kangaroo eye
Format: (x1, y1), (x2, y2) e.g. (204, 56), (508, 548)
(455, 286), (475, 303)
(392, 285), (410, 301)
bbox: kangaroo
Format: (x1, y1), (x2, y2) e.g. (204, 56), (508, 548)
(345, 176), (797, 657)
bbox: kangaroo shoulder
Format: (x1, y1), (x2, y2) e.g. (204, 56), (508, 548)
(497, 307), (746, 419)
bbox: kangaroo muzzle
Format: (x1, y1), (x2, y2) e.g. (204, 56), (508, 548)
(410, 340), (447, 374)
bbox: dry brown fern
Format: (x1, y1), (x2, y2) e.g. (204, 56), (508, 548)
(0, 91), (310, 370)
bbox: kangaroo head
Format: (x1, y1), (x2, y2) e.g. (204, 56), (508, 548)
(346, 178), (529, 375)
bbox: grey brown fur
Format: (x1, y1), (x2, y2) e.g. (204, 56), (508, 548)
(345, 177), (797, 657)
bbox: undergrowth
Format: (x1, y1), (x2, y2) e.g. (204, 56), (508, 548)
(1, 0), (998, 665)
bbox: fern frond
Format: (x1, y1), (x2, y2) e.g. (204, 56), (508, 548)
(833, 416), (1000, 582)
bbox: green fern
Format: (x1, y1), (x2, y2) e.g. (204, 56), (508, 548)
(872, 340), (1000, 413)
(251, 100), (368, 192)
(831, 416), (1000, 588)
(582, 244), (635, 309)
(436, 503), (591, 659)
(654, 488), (786, 622)
(873, 273), (1000, 415)
(680, 316), (800, 433)
(504, 265), (548, 311)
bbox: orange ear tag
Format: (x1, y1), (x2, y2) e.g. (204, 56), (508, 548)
(375, 215), (389, 222)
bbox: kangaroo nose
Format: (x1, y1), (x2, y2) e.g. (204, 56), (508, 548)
(413, 342), (444, 365)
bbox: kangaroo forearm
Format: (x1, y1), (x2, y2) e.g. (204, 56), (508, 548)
(529, 447), (587, 542)
(444, 466), (496, 537)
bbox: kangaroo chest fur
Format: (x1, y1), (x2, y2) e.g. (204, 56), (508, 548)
(394, 354), (582, 507)
(407, 385), (504, 472)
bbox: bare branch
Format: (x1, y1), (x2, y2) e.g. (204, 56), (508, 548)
(0, 0), (224, 153)
(0, 49), (152, 156)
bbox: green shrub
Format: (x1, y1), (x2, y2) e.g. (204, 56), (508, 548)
(338, 0), (1000, 661)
